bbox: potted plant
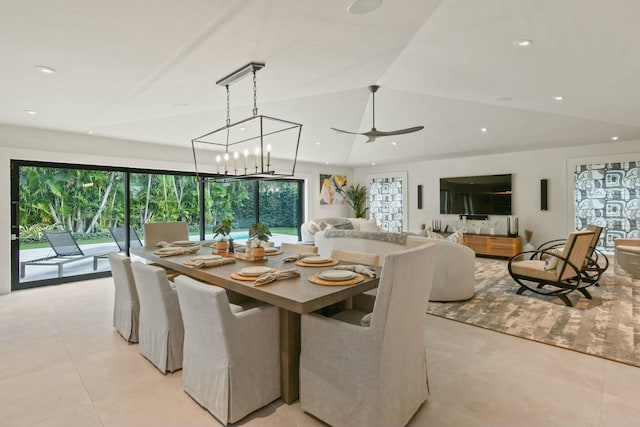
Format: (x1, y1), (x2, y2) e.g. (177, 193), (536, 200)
(248, 222), (272, 260)
(345, 184), (368, 219)
(213, 219), (234, 255)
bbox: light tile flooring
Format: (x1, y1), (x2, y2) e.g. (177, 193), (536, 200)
(1, 277), (639, 427)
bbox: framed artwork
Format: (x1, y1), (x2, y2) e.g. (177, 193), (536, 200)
(320, 174), (348, 205)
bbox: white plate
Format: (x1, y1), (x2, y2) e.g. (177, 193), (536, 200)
(318, 270), (356, 281)
(191, 255), (222, 261)
(239, 266), (274, 277)
(265, 247), (278, 253)
(303, 256), (331, 264)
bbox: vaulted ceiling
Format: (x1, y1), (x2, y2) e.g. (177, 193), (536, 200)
(2, 0), (640, 166)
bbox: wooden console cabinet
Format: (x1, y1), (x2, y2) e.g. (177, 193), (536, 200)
(463, 234), (522, 258)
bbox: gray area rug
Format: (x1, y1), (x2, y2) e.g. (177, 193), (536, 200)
(427, 257), (640, 367)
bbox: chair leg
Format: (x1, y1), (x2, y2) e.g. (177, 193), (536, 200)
(516, 286), (527, 295)
(577, 287), (592, 299)
(557, 294), (573, 307)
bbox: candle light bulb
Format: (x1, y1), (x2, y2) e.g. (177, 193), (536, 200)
(224, 153), (229, 174)
(243, 149), (248, 170)
(216, 155), (221, 174)
(266, 144), (271, 171)
(233, 152), (239, 172)
(254, 147), (260, 168)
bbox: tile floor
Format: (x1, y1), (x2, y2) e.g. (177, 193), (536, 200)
(1, 277), (639, 427)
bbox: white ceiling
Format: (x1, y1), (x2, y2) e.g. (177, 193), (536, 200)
(2, 0), (640, 167)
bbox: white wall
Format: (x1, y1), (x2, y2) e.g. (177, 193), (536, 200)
(0, 124), (352, 295)
(354, 140), (640, 249)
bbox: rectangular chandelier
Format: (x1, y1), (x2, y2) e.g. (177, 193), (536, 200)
(191, 62), (303, 181)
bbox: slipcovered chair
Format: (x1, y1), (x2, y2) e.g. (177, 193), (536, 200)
(131, 262), (184, 373)
(174, 276), (280, 425)
(108, 253), (139, 343)
(280, 242), (318, 255)
(535, 224), (609, 285)
(508, 230), (595, 306)
(331, 248), (380, 266)
(300, 243), (438, 427)
(143, 221), (189, 247)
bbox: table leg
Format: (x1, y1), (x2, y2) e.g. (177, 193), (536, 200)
(279, 308), (300, 404)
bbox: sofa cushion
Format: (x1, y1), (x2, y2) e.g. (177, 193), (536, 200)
(544, 247), (564, 270)
(324, 228), (410, 245)
(359, 218), (381, 232)
(447, 230), (464, 245)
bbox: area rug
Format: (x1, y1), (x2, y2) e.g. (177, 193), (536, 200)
(426, 257), (640, 367)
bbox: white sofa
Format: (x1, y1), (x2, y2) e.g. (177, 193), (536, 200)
(300, 217), (381, 243)
(315, 229), (476, 302)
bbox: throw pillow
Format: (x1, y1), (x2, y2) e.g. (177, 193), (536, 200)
(360, 218), (380, 232)
(447, 230), (464, 244)
(544, 247), (564, 270)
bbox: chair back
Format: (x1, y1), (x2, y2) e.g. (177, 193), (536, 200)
(280, 243), (318, 255)
(108, 252), (139, 342)
(131, 262), (181, 328)
(585, 224), (604, 260)
(371, 243), (437, 358)
(109, 226), (143, 251)
(43, 230), (83, 256)
(143, 221), (189, 247)
(556, 230), (595, 280)
(331, 249), (380, 266)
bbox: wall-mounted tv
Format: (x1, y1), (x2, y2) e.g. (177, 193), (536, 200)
(440, 174), (512, 215)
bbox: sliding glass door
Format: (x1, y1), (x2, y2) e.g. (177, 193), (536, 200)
(11, 160), (305, 290)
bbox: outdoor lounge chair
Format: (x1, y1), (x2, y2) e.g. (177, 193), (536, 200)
(20, 230), (117, 278)
(109, 226), (143, 252)
(508, 230), (595, 306)
(534, 224), (609, 286)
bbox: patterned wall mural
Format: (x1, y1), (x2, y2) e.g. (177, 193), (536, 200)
(575, 161), (640, 250)
(369, 176), (404, 232)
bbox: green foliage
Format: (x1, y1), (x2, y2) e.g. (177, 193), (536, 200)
(213, 219), (234, 240)
(249, 222), (271, 247)
(345, 184), (369, 218)
(18, 223), (55, 240)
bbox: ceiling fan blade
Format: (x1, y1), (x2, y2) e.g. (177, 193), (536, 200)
(373, 126), (425, 137)
(330, 127), (366, 136)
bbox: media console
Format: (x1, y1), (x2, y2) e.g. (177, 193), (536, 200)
(462, 234), (522, 258)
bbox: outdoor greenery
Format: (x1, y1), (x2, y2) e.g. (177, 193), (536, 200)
(18, 166), (301, 245)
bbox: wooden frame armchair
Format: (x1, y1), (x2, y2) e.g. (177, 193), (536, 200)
(534, 224), (608, 286)
(508, 230), (595, 306)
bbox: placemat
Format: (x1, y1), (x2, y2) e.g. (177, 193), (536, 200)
(295, 259), (339, 267)
(230, 269), (281, 281)
(308, 273), (364, 286)
(266, 250), (283, 256)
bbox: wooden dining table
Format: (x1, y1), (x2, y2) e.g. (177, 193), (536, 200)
(130, 245), (380, 404)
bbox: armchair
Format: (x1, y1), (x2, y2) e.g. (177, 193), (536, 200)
(508, 230), (595, 306)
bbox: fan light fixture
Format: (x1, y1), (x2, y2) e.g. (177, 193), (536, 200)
(331, 85), (424, 143)
(191, 62), (302, 181)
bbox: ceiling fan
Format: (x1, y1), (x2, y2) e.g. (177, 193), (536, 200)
(331, 85), (424, 143)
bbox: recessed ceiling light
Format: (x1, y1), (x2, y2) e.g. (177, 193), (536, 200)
(553, 96), (565, 101)
(611, 136), (619, 141)
(513, 39), (533, 47)
(391, 141), (397, 146)
(481, 127), (489, 133)
(371, 162), (376, 166)
(494, 96), (512, 102)
(325, 161), (330, 165)
(348, 0), (382, 15)
(24, 110), (37, 115)
(87, 131), (94, 135)
(315, 141), (321, 145)
(239, 127), (246, 131)
(34, 65), (56, 74)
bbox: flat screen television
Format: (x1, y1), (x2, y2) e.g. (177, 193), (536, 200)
(440, 174), (512, 215)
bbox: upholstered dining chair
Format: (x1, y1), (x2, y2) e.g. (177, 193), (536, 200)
(300, 243), (438, 427)
(108, 253), (139, 343)
(143, 221), (189, 247)
(131, 262), (184, 373)
(174, 275), (280, 425)
(279, 242), (318, 255)
(331, 248), (380, 266)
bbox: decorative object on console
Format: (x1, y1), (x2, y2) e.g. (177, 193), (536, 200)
(431, 220), (441, 232)
(191, 62), (302, 181)
(507, 216), (519, 237)
(523, 229), (535, 251)
(330, 85), (424, 143)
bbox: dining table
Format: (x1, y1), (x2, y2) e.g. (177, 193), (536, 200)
(130, 244), (380, 404)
